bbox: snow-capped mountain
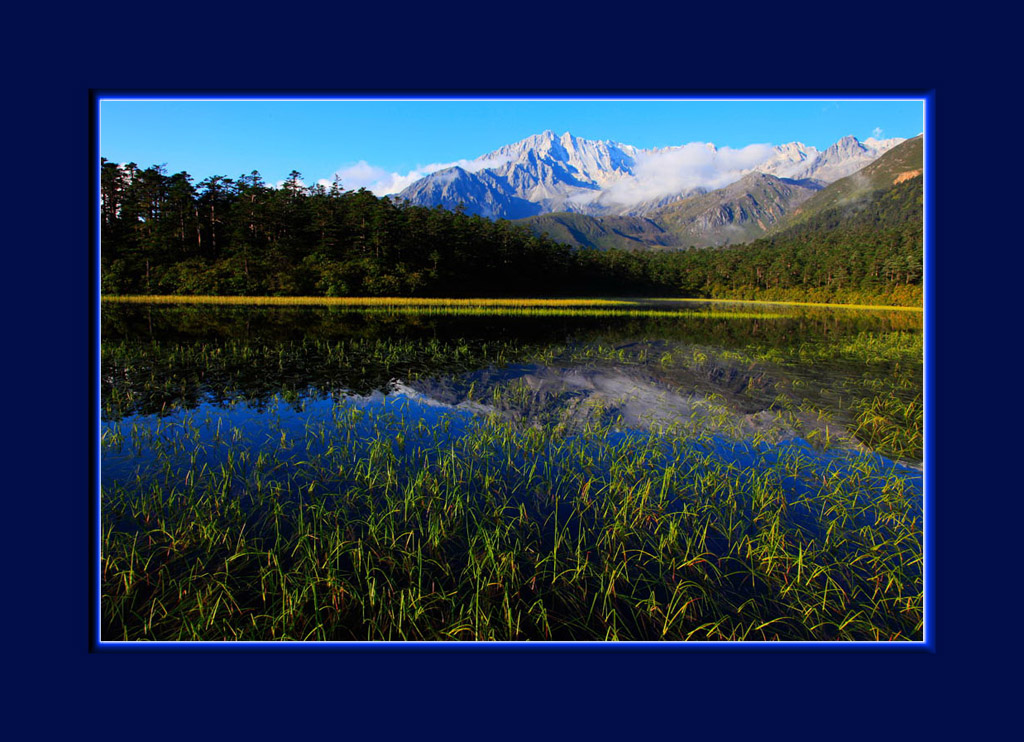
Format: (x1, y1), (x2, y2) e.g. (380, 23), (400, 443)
(396, 131), (642, 218)
(393, 130), (904, 220)
(781, 135), (904, 183)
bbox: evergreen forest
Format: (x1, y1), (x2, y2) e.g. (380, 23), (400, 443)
(100, 160), (923, 305)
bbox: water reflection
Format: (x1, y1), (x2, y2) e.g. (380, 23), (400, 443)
(102, 304), (921, 419)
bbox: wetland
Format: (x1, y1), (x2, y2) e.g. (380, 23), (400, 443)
(100, 299), (923, 642)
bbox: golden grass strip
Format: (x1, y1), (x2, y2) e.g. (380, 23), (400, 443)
(101, 295), (636, 308)
(648, 297), (923, 312)
(336, 308), (789, 319)
(99, 295), (789, 319)
(102, 295), (922, 312)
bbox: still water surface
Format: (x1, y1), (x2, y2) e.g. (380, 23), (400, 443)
(101, 302), (923, 497)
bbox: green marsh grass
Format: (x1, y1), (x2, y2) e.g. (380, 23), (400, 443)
(103, 308), (923, 462)
(102, 396), (922, 642)
(703, 330), (924, 462)
(101, 302), (923, 641)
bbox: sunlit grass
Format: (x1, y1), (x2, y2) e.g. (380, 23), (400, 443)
(100, 303), (924, 642)
(101, 295), (792, 319)
(102, 295), (923, 311)
(102, 295), (638, 307)
(103, 315), (923, 464)
(650, 297), (923, 312)
(101, 399), (922, 642)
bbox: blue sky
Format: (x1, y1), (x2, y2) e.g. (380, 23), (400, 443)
(99, 97), (925, 194)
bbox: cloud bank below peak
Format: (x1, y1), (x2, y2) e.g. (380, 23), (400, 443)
(600, 142), (777, 206)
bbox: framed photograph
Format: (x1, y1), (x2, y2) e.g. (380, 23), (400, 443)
(94, 95), (928, 646)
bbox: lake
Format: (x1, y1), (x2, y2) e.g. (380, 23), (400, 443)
(100, 300), (924, 642)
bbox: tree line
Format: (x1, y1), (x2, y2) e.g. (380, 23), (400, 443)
(100, 159), (922, 303)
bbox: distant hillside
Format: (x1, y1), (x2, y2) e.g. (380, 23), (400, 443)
(510, 212), (677, 251)
(773, 135), (923, 231)
(644, 172), (820, 247)
(514, 150), (924, 305)
(515, 172), (820, 249)
(515, 138), (922, 252)
(768, 170), (923, 241)
(668, 173), (924, 306)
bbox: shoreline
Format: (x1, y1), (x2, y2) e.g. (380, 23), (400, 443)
(100, 295), (923, 311)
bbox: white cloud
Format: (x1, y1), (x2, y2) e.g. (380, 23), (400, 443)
(872, 126), (884, 138)
(331, 154), (512, 196)
(330, 161), (403, 195)
(601, 142), (776, 206)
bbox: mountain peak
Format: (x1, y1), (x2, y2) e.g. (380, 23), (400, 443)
(830, 135), (866, 155)
(790, 134), (904, 184)
(396, 131), (904, 220)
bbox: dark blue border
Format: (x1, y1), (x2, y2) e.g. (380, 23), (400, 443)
(923, 90), (936, 652)
(90, 92), (101, 654)
(90, 91), (933, 654)
(4, 0), (993, 730)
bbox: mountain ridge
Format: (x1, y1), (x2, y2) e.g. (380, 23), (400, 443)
(513, 136), (922, 251)
(394, 130), (905, 220)
(769, 134), (923, 232)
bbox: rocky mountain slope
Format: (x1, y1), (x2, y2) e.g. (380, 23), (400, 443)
(770, 135), (923, 231)
(394, 130), (904, 221)
(514, 136), (923, 251)
(642, 172), (821, 247)
(515, 173), (820, 250)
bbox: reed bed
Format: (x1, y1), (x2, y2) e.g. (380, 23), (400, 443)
(102, 396), (922, 643)
(707, 331), (924, 462)
(100, 302), (923, 641)
(103, 317), (923, 462)
(515, 330), (923, 462)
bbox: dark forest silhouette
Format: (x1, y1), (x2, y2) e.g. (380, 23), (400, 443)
(101, 160), (922, 304)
